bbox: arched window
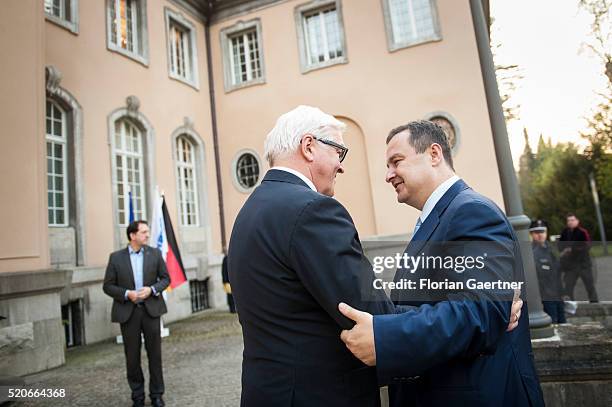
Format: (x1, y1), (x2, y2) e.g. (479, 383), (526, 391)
(113, 118), (146, 225)
(176, 135), (200, 226)
(46, 99), (69, 226)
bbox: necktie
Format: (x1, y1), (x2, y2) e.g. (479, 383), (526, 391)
(412, 218), (422, 238)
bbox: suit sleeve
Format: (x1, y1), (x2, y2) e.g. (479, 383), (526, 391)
(289, 196), (395, 330)
(152, 249), (170, 294)
(374, 201), (514, 382)
(103, 254), (127, 303)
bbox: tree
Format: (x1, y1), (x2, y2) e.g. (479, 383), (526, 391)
(578, 0), (612, 84)
(518, 129), (534, 201)
(490, 19), (524, 123)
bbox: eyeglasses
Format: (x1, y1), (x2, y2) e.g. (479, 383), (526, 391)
(311, 136), (349, 163)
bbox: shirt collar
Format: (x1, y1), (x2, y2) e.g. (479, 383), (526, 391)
(128, 245), (143, 255)
(419, 175), (460, 224)
(271, 166), (317, 192)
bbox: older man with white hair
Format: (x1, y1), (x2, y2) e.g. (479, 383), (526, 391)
(227, 105), (395, 407)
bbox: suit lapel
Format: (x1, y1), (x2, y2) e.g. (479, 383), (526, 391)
(122, 247), (136, 289)
(142, 245), (150, 283)
(405, 210), (440, 257)
(401, 180), (470, 262)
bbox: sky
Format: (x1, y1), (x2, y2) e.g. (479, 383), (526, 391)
(490, 0), (609, 165)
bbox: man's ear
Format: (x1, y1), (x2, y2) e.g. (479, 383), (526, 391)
(429, 143), (444, 166)
(301, 135), (315, 163)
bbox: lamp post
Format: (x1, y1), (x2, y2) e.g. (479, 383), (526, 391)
(470, 0), (554, 338)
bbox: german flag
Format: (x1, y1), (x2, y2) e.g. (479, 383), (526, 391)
(161, 197), (187, 289)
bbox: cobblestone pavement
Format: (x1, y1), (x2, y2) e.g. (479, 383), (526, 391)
(19, 311), (243, 407)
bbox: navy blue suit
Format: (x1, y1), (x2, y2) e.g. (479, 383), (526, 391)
(228, 170), (395, 407)
(374, 180), (545, 406)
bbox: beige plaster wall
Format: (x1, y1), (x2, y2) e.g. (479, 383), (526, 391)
(42, 0), (221, 267)
(210, 0), (504, 241)
(0, 0), (49, 272)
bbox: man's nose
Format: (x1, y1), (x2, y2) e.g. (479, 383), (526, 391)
(337, 163), (344, 174)
(385, 169), (395, 183)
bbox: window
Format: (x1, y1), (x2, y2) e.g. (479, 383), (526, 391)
(46, 100), (69, 227)
(190, 278), (210, 312)
(61, 299), (84, 347)
(295, 0), (347, 73)
(45, 0), (65, 18)
(176, 136), (200, 226)
(114, 119), (146, 225)
(44, 0), (79, 33)
(220, 19), (265, 92)
(233, 151), (261, 192)
(382, 0), (441, 51)
(165, 8), (198, 88)
(107, 0), (149, 64)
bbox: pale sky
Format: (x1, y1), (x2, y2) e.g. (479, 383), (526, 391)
(490, 0), (609, 165)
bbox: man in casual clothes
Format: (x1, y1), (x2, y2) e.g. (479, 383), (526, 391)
(559, 214), (598, 302)
(530, 219), (566, 323)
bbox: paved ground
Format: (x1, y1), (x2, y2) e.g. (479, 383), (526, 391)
(19, 311), (243, 407)
(573, 256), (612, 301)
(12, 256), (612, 406)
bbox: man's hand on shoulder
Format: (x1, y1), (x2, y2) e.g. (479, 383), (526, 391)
(338, 302), (376, 366)
(507, 293), (523, 332)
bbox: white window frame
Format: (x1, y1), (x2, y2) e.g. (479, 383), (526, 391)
(295, 0), (348, 73)
(164, 7), (199, 89)
(220, 19), (266, 92)
(231, 149), (263, 193)
(381, 0), (442, 52)
(106, 0), (149, 66)
(175, 135), (200, 227)
(46, 99), (70, 227)
(113, 119), (147, 226)
(44, 0), (79, 34)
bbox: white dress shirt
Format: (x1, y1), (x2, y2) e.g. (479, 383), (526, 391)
(418, 175), (461, 224)
(271, 166), (317, 192)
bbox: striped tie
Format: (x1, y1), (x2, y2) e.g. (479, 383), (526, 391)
(412, 218), (423, 238)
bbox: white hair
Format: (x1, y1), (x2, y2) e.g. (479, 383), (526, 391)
(264, 105), (346, 166)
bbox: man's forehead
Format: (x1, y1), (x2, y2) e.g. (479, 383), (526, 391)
(386, 132), (412, 156)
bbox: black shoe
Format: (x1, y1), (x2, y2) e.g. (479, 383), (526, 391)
(132, 400), (145, 407)
(151, 397), (165, 407)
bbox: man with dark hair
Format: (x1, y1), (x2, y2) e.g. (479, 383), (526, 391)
(339, 120), (543, 406)
(559, 213), (598, 302)
(103, 220), (170, 407)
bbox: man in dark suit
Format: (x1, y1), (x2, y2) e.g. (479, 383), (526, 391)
(339, 121), (544, 406)
(228, 106), (397, 407)
(221, 255), (236, 313)
(103, 220), (170, 407)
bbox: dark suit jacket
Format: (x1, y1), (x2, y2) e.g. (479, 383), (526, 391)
(374, 180), (545, 407)
(103, 245), (170, 324)
(228, 170), (395, 407)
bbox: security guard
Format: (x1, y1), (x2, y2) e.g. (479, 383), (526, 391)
(529, 219), (566, 323)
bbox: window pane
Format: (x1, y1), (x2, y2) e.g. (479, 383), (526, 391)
(54, 143), (63, 158)
(323, 9), (342, 58)
(389, 0), (435, 44)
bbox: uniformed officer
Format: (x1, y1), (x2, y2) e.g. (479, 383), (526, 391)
(529, 219), (566, 323)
